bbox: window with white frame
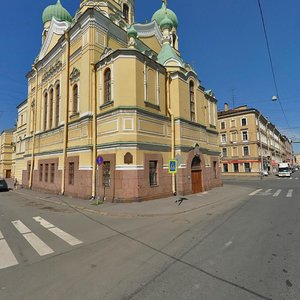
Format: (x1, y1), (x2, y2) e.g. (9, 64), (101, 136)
(221, 133), (227, 143)
(233, 163), (239, 172)
(244, 162), (251, 173)
(220, 121), (225, 130)
(243, 146), (249, 156)
(242, 131), (248, 141)
(222, 147), (227, 157)
(241, 117), (247, 126)
(223, 163), (228, 173)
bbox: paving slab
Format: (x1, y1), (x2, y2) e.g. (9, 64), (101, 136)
(10, 184), (253, 218)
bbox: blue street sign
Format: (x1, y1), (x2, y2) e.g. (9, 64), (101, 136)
(96, 155), (104, 166)
(168, 160), (177, 174)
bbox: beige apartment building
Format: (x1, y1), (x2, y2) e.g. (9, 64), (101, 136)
(0, 128), (15, 178)
(12, 99), (28, 183)
(218, 104), (293, 177)
(11, 0), (222, 201)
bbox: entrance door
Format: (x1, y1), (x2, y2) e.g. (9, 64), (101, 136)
(192, 170), (202, 193)
(191, 156), (202, 193)
(6, 170), (11, 178)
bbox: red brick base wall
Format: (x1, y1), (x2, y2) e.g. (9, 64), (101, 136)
(22, 150), (222, 202)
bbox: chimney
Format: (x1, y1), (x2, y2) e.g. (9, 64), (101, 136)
(224, 103), (229, 111)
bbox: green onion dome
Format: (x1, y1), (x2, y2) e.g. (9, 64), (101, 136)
(127, 25), (138, 39)
(42, 0), (72, 24)
(159, 15), (173, 31)
(151, 2), (178, 29)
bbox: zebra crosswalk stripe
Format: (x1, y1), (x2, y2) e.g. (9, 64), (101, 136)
(33, 216), (82, 246)
(12, 220), (54, 256)
(0, 230), (18, 269)
(273, 189), (282, 197)
(249, 189), (263, 196)
(249, 189), (294, 198)
(287, 189), (293, 198)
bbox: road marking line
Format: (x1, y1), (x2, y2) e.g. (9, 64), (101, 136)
(225, 241), (232, 248)
(249, 189), (263, 196)
(273, 189), (282, 197)
(295, 177), (299, 180)
(286, 189), (293, 198)
(12, 220), (54, 256)
(0, 229), (3, 240)
(265, 189), (272, 193)
(11, 220), (31, 234)
(0, 239), (18, 269)
(33, 216), (82, 246)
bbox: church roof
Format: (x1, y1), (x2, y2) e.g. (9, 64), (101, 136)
(42, 0), (72, 24)
(157, 43), (183, 66)
(151, 2), (178, 29)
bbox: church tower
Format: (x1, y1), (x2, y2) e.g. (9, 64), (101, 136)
(151, 0), (179, 50)
(78, 0), (134, 27)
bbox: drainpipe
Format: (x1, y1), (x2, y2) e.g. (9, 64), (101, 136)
(91, 63), (97, 198)
(61, 30), (70, 195)
(29, 65), (38, 189)
(166, 72), (176, 195)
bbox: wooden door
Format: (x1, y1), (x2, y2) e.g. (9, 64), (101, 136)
(6, 169), (11, 178)
(192, 170), (202, 193)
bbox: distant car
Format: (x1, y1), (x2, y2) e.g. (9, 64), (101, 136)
(0, 179), (9, 192)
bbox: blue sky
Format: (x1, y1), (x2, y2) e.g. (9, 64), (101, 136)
(1, 0), (299, 153)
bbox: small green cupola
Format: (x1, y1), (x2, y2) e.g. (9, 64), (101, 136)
(42, 0), (72, 24)
(159, 14), (173, 31)
(127, 25), (138, 39)
(151, 1), (178, 30)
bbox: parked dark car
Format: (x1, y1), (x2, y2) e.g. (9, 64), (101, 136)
(0, 179), (9, 192)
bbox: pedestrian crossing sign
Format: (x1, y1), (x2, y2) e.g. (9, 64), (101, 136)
(168, 160), (178, 174)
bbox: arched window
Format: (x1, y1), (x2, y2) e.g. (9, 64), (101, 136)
(55, 84), (60, 127)
(123, 3), (129, 21)
(189, 81), (195, 122)
(44, 92), (48, 131)
(49, 88), (54, 129)
(191, 156), (201, 170)
(73, 84), (78, 113)
(104, 68), (111, 104)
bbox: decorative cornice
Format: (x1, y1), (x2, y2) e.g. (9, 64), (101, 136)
(42, 60), (62, 82)
(134, 21), (163, 46)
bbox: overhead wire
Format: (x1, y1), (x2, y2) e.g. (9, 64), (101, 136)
(257, 0), (291, 129)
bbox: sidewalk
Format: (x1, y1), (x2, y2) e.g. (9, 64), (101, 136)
(10, 184), (254, 218)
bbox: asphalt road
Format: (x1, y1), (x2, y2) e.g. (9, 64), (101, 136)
(0, 171), (299, 300)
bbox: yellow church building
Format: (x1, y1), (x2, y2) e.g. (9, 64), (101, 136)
(16, 0), (222, 201)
